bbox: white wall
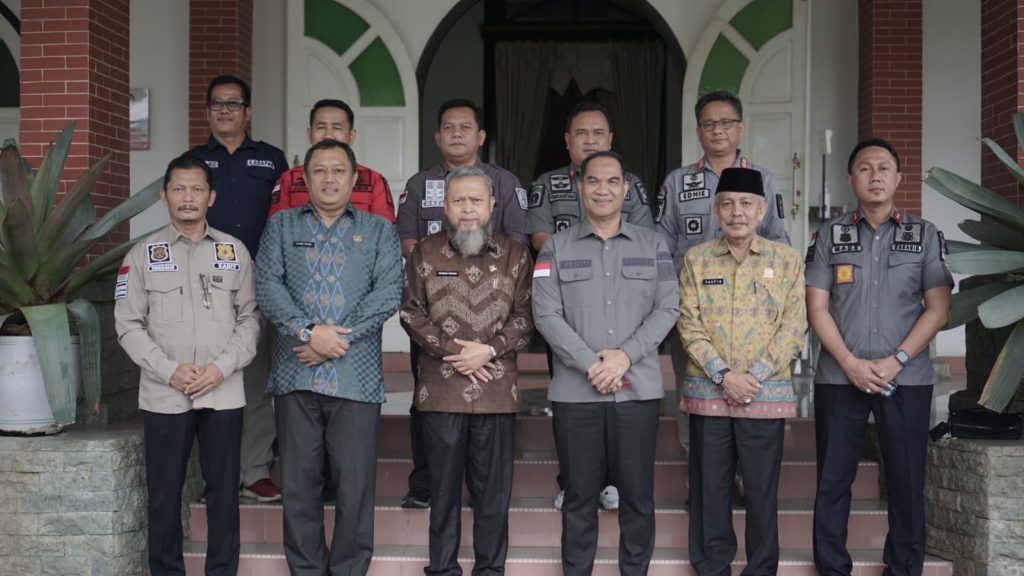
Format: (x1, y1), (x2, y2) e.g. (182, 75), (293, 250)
(923, 0), (980, 357)
(128, 0), (189, 236)
(252, 0), (287, 155)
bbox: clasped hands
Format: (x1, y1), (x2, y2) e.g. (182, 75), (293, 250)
(721, 371), (761, 406)
(840, 354), (902, 394)
(293, 325), (352, 367)
(587, 349), (631, 394)
(169, 363), (225, 399)
(443, 338), (496, 384)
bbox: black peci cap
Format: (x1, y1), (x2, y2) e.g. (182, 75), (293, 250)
(717, 167), (764, 197)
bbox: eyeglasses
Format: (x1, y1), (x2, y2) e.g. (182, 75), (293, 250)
(208, 100), (247, 112)
(699, 118), (741, 132)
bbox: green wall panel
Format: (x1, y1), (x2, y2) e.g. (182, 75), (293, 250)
(349, 37), (405, 107)
(304, 0), (369, 58)
(0, 40), (17, 107)
(698, 35), (749, 97)
(730, 0), (792, 51)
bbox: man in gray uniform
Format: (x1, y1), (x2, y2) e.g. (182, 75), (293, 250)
(533, 151), (679, 576)
(526, 100), (653, 251)
(396, 98), (528, 509)
(657, 90), (790, 455)
(806, 138), (952, 576)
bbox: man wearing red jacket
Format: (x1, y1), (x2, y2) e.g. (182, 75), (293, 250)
(269, 98), (396, 222)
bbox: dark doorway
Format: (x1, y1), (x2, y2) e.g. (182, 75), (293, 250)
(417, 0), (685, 192)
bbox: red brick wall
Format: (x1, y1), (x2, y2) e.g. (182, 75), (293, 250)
(980, 0), (1024, 207)
(857, 0), (923, 213)
(19, 0), (130, 250)
(188, 0), (254, 147)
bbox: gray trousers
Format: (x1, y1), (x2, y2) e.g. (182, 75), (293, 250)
(669, 330), (690, 451)
(276, 391), (380, 576)
(240, 320), (276, 486)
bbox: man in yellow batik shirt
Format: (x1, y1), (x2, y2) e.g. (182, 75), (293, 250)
(677, 167), (806, 576)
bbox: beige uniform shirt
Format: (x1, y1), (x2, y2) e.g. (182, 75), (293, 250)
(114, 223), (260, 414)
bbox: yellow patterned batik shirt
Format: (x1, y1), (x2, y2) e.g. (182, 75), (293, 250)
(677, 236), (806, 419)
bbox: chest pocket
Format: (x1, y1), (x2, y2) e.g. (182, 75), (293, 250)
(753, 279), (782, 326)
(145, 275), (184, 323)
(828, 251), (865, 289)
(208, 274), (241, 323)
(245, 164), (278, 190)
(888, 252), (924, 293)
(558, 265), (593, 308)
(622, 265), (655, 304)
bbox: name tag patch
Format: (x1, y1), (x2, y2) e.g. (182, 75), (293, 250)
(830, 223), (863, 254)
(247, 159), (275, 169)
(679, 188), (711, 203)
(559, 259), (592, 269)
(422, 180), (445, 208)
(550, 174), (572, 192)
(835, 264), (855, 285)
(891, 223), (923, 253)
(146, 242), (178, 272)
(204, 160), (219, 169)
(703, 278), (724, 285)
(293, 241), (314, 248)
(549, 191), (577, 203)
(437, 271), (459, 277)
(623, 258), (654, 266)
(213, 242), (240, 270)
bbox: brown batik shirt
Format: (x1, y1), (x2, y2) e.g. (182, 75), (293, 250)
(400, 230), (534, 414)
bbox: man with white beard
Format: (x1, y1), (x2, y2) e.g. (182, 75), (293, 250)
(400, 165), (535, 575)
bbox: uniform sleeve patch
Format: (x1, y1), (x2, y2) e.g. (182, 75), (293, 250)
(658, 263), (676, 281)
(776, 195), (785, 219)
(516, 187), (529, 211)
(528, 184), (544, 208)
(536, 250), (553, 263)
(114, 266), (129, 300)
(533, 261), (552, 278)
(654, 186), (667, 223)
(805, 231), (817, 263)
(938, 230), (948, 261)
(635, 181), (649, 205)
(399, 190), (409, 205)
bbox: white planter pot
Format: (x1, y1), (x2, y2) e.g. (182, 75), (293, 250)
(0, 335), (81, 434)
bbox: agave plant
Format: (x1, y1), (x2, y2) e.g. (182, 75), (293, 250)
(0, 123), (160, 426)
(924, 112), (1024, 412)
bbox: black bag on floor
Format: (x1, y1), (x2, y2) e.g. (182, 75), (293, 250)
(929, 407), (1023, 441)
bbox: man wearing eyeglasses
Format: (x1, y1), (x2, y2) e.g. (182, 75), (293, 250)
(188, 74), (288, 504)
(656, 90), (790, 492)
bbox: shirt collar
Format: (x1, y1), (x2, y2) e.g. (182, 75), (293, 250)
(442, 230), (502, 256)
(438, 159), (484, 176)
(696, 151), (748, 173)
(203, 133), (257, 152)
(575, 218), (635, 241)
(167, 222), (214, 243)
(710, 234), (767, 256)
(850, 205), (903, 226)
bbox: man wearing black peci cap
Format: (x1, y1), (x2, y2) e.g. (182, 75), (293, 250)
(677, 167), (806, 575)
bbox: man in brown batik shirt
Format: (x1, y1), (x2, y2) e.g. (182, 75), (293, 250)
(400, 165), (533, 575)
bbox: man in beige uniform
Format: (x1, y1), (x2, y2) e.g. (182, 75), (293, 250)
(115, 154), (261, 576)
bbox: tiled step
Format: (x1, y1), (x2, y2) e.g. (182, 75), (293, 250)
(375, 415), (820, 457)
(182, 542), (954, 575)
(189, 498), (890, 550)
(368, 457), (879, 500)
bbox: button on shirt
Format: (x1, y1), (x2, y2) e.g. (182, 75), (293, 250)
(677, 236), (806, 419)
(114, 224), (261, 414)
(526, 165), (653, 236)
(805, 208), (954, 386)
(255, 205), (403, 403)
(532, 220), (680, 403)
(400, 231), (534, 414)
(189, 135), (287, 257)
(657, 153), (790, 275)
(397, 161), (528, 245)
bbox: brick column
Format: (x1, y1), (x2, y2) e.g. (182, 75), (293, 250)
(980, 0), (1024, 207)
(18, 0), (130, 250)
(188, 0), (253, 147)
(858, 0), (923, 213)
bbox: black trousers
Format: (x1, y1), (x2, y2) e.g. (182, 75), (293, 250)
(813, 384), (932, 576)
(143, 408), (242, 576)
(688, 415), (785, 576)
(422, 412), (516, 576)
(407, 340), (431, 498)
(552, 400), (660, 576)
(276, 391), (380, 576)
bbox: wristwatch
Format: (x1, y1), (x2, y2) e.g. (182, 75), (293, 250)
(894, 349), (910, 367)
(711, 368), (730, 385)
(489, 345), (497, 359)
(299, 323), (315, 343)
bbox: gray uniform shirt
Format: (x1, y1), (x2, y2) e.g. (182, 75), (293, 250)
(805, 208), (953, 386)
(525, 165), (653, 235)
(397, 160), (528, 245)
(657, 153), (790, 275)
(532, 219), (680, 403)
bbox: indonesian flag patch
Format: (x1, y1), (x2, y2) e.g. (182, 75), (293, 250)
(533, 261), (552, 278)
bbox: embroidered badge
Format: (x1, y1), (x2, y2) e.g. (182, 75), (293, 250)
(679, 188), (711, 203)
(830, 223), (863, 254)
(528, 184), (544, 208)
(683, 172), (705, 191)
(635, 181), (649, 205)
(427, 220), (443, 235)
(146, 242), (177, 272)
(703, 278), (725, 286)
(113, 266), (129, 300)
(399, 190), (409, 205)
(654, 185), (667, 223)
(213, 242), (240, 270)
(516, 187), (528, 210)
(763, 267), (775, 279)
(805, 231), (817, 263)
(891, 223), (924, 253)
(835, 264), (855, 285)
(684, 215), (703, 236)
(353, 234), (363, 243)
(422, 180), (445, 208)
(938, 230), (948, 261)
(776, 195), (785, 219)
(554, 217), (572, 233)
(550, 174), (572, 192)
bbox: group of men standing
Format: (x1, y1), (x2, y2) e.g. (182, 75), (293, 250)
(112, 72), (951, 576)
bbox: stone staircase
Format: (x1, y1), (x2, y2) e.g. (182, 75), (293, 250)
(181, 355), (954, 575)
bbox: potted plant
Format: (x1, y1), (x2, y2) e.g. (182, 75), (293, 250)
(0, 123), (160, 433)
(925, 112), (1024, 413)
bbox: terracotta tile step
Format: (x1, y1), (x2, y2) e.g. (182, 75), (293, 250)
(189, 497), (891, 550)
(182, 542), (953, 575)
(376, 415), (819, 457)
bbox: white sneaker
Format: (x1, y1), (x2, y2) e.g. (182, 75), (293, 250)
(554, 489), (565, 510)
(600, 485), (619, 510)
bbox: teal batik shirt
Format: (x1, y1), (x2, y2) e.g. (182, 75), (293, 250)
(255, 204), (403, 402)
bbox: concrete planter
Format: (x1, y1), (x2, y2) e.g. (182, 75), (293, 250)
(0, 334), (81, 434)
